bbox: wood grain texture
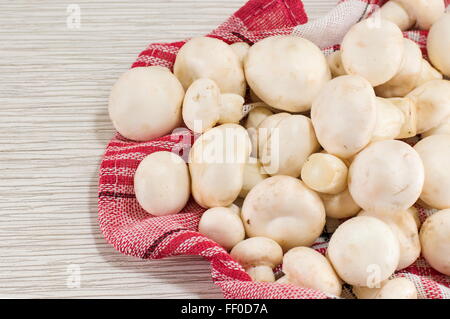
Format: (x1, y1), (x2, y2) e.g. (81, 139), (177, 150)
(0, 0), (336, 299)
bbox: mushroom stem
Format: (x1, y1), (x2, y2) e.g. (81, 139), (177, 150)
(246, 265), (276, 282)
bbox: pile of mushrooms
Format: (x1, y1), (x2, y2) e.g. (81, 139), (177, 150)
(108, 1), (450, 299)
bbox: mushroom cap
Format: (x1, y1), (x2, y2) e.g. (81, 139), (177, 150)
(388, 97), (418, 139)
(374, 38), (423, 98)
(419, 209), (450, 276)
(371, 97), (405, 142)
(245, 35), (331, 112)
(189, 124), (251, 208)
(327, 216), (400, 287)
(376, 277), (418, 299)
(182, 78), (221, 133)
(241, 175), (326, 251)
(260, 115), (320, 177)
(134, 151), (190, 216)
(174, 37), (246, 96)
(108, 66), (184, 141)
(319, 188), (360, 219)
(282, 247), (342, 296)
(414, 135), (450, 209)
(301, 153), (348, 195)
(407, 80), (450, 133)
(230, 42), (250, 65)
(379, 1), (415, 31)
(349, 140), (424, 213)
(230, 237), (283, 269)
(218, 93), (245, 124)
(359, 210), (421, 270)
(311, 75), (377, 159)
(257, 112), (291, 158)
(422, 116), (450, 138)
(427, 13), (450, 78)
(245, 106), (273, 130)
(341, 18), (404, 86)
(198, 207), (245, 250)
(239, 158), (269, 198)
(394, 0), (445, 30)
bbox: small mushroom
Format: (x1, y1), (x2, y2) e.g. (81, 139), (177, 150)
(182, 78), (244, 133)
(239, 158), (269, 198)
(230, 237), (283, 282)
(327, 216), (400, 287)
(245, 35), (331, 112)
(242, 175), (325, 251)
(189, 124), (251, 208)
(245, 106), (274, 157)
(230, 42), (250, 65)
(256, 112), (291, 159)
(282, 247), (342, 296)
(349, 140), (424, 213)
(198, 206), (245, 250)
(319, 188), (361, 219)
(419, 209), (450, 276)
(300, 153), (348, 195)
(259, 115), (320, 177)
(387, 97), (418, 139)
(311, 75), (377, 159)
(374, 38), (423, 98)
(421, 116), (450, 138)
(371, 97), (405, 142)
(174, 37), (246, 96)
(379, 0), (445, 30)
(406, 79), (450, 133)
(341, 18), (404, 86)
(134, 151), (190, 216)
(108, 66), (184, 141)
(326, 50), (347, 78)
(359, 210), (421, 270)
(353, 277), (417, 299)
(414, 135), (450, 209)
(427, 13), (450, 78)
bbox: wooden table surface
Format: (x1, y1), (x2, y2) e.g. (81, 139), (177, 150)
(0, 0), (336, 299)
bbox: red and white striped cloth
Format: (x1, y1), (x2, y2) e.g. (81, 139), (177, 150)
(98, 0), (450, 299)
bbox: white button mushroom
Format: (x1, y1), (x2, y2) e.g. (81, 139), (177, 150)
(282, 247), (342, 296)
(301, 153), (348, 195)
(182, 78), (245, 133)
(387, 97), (418, 139)
(244, 35), (331, 112)
(421, 116), (450, 138)
(427, 13), (450, 78)
(174, 37), (246, 96)
(406, 80), (450, 134)
(327, 216), (400, 287)
(239, 158), (269, 198)
(419, 209), (450, 276)
(230, 42), (250, 66)
(134, 151), (190, 216)
(380, 0), (445, 30)
(414, 135), (450, 209)
(189, 123), (251, 208)
(311, 75), (377, 159)
(198, 206), (245, 250)
(256, 112), (291, 159)
(319, 188), (361, 219)
(341, 18), (404, 86)
(415, 59), (443, 87)
(374, 38), (423, 98)
(259, 115), (320, 177)
(371, 97), (405, 142)
(241, 175), (326, 251)
(108, 66), (184, 141)
(245, 106), (274, 157)
(359, 210), (421, 270)
(353, 277), (418, 299)
(349, 140), (424, 214)
(326, 50), (347, 78)
(230, 237), (283, 282)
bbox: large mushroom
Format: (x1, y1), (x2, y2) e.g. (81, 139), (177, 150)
(341, 18), (404, 86)
(241, 175), (326, 251)
(427, 13), (450, 78)
(245, 35), (331, 112)
(349, 140), (424, 213)
(134, 151), (190, 216)
(327, 216), (400, 287)
(413, 134), (450, 209)
(311, 75), (377, 159)
(108, 66), (184, 141)
(174, 37), (246, 96)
